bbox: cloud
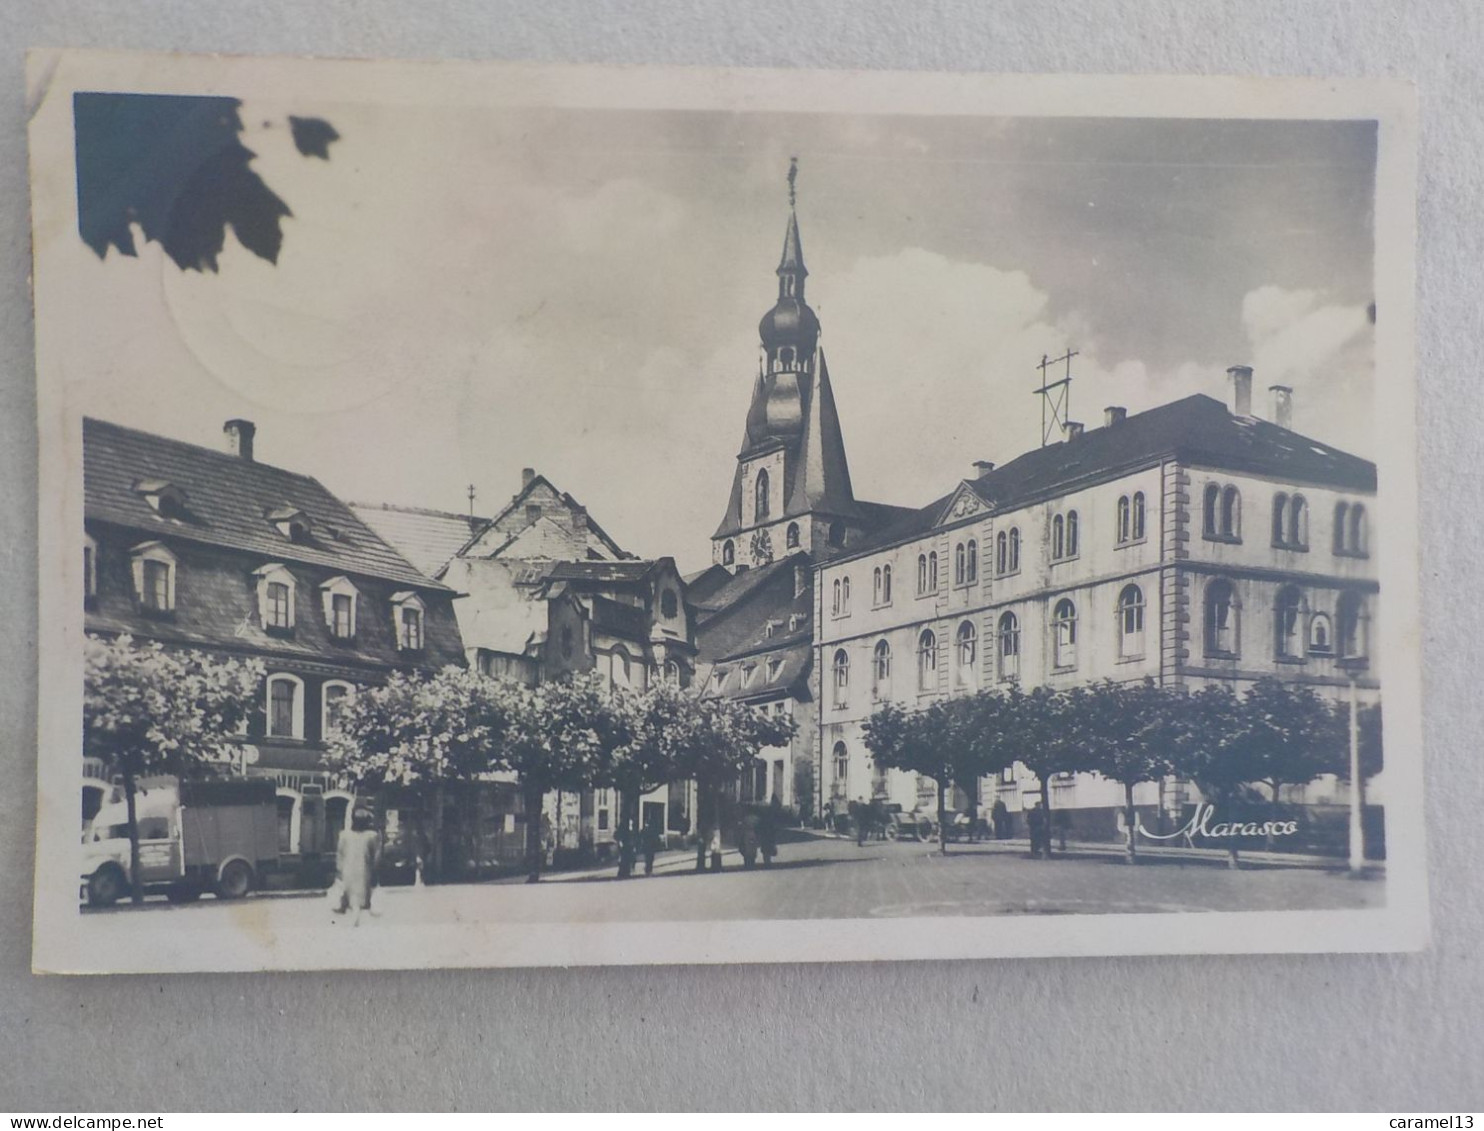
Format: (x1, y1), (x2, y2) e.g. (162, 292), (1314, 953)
(1243, 284), (1371, 387)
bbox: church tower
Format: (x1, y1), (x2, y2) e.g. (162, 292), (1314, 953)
(712, 162), (868, 573)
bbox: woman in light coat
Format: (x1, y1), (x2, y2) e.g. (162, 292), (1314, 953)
(335, 809), (381, 926)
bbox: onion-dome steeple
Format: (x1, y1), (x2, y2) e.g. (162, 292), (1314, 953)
(758, 158), (820, 363)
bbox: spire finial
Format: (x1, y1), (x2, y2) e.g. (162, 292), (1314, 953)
(788, 156), (798, 210)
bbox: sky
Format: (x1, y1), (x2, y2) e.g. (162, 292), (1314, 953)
(53, 98), (1378, 573)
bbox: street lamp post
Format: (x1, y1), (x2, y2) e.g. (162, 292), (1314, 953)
(1348, 676), (1364, 873)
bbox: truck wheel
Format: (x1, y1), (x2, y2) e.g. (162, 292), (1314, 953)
(884, 823), (900, 842)
(166, 884), (201, 904)
(86, 865), (125, 908)
(215, 860), (254, 900)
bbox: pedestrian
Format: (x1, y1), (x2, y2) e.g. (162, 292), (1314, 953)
(760, 799), (781, 867)
(641, 821), (662, 876)
(1026, 800), (1048, 859)
(334, 809), (381, 927)
(823, 800), (836, 835)
(739, 811), (760, 868)
(850, 799), (868, 847)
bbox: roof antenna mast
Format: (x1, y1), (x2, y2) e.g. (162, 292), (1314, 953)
(1035, 349), (1078, 447)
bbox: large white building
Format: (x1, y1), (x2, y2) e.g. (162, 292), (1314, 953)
(813, 369), (1379, 840)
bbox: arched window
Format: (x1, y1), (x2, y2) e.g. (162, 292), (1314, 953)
(954, 543), (966, 585)
(1275, 586), (1303, 659)
(266, 673), (304, 739)
(786, 522), (800, 550)
(1052, 598), (1077, 668)
(842, 577), (851, 614)
(1204, 579), (1238, 656)
(1337, 592), (1368, 660)
(665, 659), (681, 685)
(917, 630), (938, 690)
(322, 680), (355, 736)
(882, 564), (892, 604)
(611, 646), (632, 688)
(1221, 486), (1240, 539)
(872, 567), (882, 605)
(998, 611), (1020, 680)
(831, 579), (841, 617)
(1333, 502), (1350, 554)
(917, 554), (928, 594)
(1117, 496), (1131, 543)
(996, 531), (1008, 574)
(1066, 511), (1079, 557)
(1272, 492), (1289, 545)
(832, 649), (850, 707)
(1350, 504), (1368, 555)
(1289, 495), (1308, 548)
(928, 551), (939, 591)
(1117, 584), (1145, 659)
(956, 621), (978, 683)
(965, 540), (978, 583)
(1203, 484), (1221, 537)
(873, 639), (892, 698)
(1053, 514), (1065, 559)
(779, 346), (795, 367)
(828, 522), (845, 548)
(1132, 492), (1146, 541)
(1009, 528), (1020, 573)
(1309, 612), (1333, 654)
(754, 470), (771, 522)
(832, 742), (849, 794)
(721, 540), (735, 567)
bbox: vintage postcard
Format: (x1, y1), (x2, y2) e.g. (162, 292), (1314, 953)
(27, 50), (1425, 972)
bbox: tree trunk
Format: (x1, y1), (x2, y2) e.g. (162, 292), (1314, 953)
(1265, 779), (1282, 852)
(694, 778), (710, 872)
(523, 782), (545, 883)
(1124, 781), (1137, 864)
(123, 769), (144, 905)
(431, 782), (446, 884)
(1041, 775), (1053, 858)
(617, 787), (637, 879)
(710, 785), (725, 871)
(936, 777), (948, 856)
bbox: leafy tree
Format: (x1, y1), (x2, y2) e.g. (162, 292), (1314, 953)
(1238, 677), (1347, 837)
(501, 673), (618, 883)
(674, 697), (794, 873)
(1077, 679), (1178, 863)
(1168, 684), (1257, 869)
(83, 633), (264, 902)
(325, 665), (510, 882)
(1005, 683), (1089, 856)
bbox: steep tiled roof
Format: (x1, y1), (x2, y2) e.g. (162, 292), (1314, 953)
(543, 560), (657, 584)
(85, 418), (448, 590)
(349, 502), (487, 578)
(853, 394), (1377, 555)
(700, 641), (811, 702)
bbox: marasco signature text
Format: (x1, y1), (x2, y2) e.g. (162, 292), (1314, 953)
(1135, 802), (1298, 841)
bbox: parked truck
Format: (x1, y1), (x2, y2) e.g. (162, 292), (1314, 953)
(81, 777), (279, 907)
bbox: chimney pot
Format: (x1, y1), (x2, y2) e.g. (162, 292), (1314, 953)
(1269, 384), (1294, 430)
(1064, 421), (1084, 441)
(1228, 365), (1254, 416)
(1104, 406), (1127, 427)
(521, 468), (536, 489)
(223, 419), (256, 462)
(972, 460), (996, 477)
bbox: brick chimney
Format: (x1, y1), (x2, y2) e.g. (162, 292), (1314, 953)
(973, 460), (995, 477)
(1104, 406), (1127, 427)
(521, 467), (536, 490)
(223, 419), (256, 462)
(1228, 365), (1254, 416)
(1064, 421), (1084, 441)
(1269, 385), (1293, 430)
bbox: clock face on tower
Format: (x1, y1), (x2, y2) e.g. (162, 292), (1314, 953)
(751, 527), (774, 565)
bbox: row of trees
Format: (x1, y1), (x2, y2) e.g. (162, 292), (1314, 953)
(83, 633), (794, 893)
(325, 668), (795, 882)
(863, 677), (1382, 866)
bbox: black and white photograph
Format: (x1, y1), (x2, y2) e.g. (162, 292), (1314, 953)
(27, 51), (1425, 972)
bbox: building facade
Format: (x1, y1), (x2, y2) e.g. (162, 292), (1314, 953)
(814, 371), (1380, 838)
(83, 416), (467, 872)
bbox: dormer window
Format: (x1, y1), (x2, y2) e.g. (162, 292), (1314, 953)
(266, 505), (313, 544)
(391, 591), (426, 652)
(319, 576), (360, 640)
(253, 564), (296, 632)
(767, 656), (783, 680)
(712, 667), (727, 690)
(134, 479), (189, 521)
(129, 541), (177, 613)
